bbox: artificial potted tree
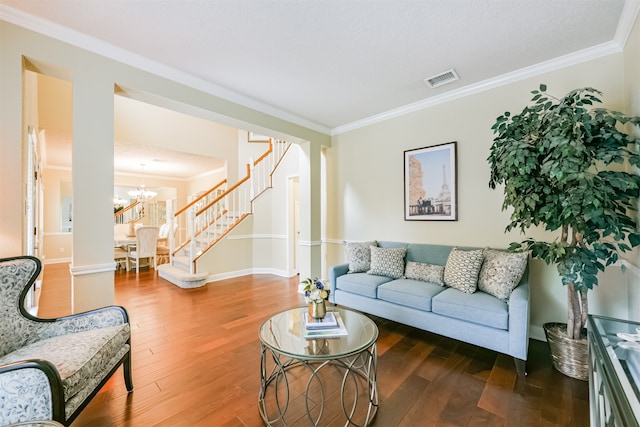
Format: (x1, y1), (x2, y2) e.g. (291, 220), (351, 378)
(488, 84), (640, 380)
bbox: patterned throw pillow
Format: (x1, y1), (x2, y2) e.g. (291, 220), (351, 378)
(478, 248), (528, 301)
(404, 261), (445, 286)
(368, 246), (407, 279)
(345, 241), (377, 273)
(443, 248), (484, 294)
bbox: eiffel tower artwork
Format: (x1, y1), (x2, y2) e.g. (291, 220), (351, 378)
(404, 142), (457, 221)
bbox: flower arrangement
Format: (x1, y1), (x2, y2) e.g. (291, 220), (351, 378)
(301, 277), (329, 304)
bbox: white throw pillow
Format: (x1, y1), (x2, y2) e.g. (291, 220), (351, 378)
(344, 241), (377, 273)
(478, 248), (528, 301)
(404, 261), (445, 286)
(443, 248), (484, 294)
(368, 246), (406, 279)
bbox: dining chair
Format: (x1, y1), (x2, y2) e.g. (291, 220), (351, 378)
(114, 246), (128, 270)
(155, 223), (177, 266)
(126, 226), (159, 273)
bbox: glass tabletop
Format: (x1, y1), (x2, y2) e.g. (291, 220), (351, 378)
(589, 315), (640, 411)
(259, 306), (378, 360)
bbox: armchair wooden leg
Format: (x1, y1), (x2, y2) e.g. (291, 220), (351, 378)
(123, 350), (134, 392)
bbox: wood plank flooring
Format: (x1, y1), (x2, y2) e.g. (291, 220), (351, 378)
(38, 264), (589, 426)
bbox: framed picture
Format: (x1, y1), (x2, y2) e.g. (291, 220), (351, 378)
(248, 132), (271, 143)
(404, 141), (457, 221)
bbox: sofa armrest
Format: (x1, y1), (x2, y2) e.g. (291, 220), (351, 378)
(0, 360), (65, 425)
(507, 281), (530, 361)
(329, 263), (349, 304)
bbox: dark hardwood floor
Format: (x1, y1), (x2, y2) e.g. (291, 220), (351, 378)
(39, 264), (589, 426)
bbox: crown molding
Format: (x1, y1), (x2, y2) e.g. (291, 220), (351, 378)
(616, 0), (640, 47)
(332, 39), (626, 135)
(0, 4), (331, 136)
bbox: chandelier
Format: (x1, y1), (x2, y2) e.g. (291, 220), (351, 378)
(128, 185), (157, 202)
(113, 197), (129, 207)
(128, 163), (157, 202)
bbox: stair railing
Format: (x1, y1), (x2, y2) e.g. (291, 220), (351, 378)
(173, 179), (227, 242)
(113, 201), (143, 224)
(169, 139), (291, 273)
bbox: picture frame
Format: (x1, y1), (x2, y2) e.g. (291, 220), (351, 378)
(248, 132), (271, 143)
(404, 141), (457, 221)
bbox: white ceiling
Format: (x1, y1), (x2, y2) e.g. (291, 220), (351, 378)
(2, 0), (638, 135)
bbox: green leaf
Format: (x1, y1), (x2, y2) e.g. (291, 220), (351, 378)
(629, 233), (640, 247)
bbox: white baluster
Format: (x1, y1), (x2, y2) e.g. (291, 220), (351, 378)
(189, 208), (196, 274)
(167, 205), (175, 265)
(249, 158), (255, 200)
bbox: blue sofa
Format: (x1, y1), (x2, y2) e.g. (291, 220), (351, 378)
(329, 241), (530, 374)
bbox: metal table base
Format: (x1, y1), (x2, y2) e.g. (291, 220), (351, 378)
(259, 339), (378, 426)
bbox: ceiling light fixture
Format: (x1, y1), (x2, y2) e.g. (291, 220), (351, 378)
(423, 69), (459, 88)
(128, 163), (157, 202)
(113, 197), (129, 207)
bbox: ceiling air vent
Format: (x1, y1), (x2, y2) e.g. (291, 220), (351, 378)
(423, 69), (459, 88)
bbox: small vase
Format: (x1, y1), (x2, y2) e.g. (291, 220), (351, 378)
(308, 300), (327, 320)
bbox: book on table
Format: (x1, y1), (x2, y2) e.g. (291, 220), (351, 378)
(304, 311), (338, 329)
(302, 311), (348, 338)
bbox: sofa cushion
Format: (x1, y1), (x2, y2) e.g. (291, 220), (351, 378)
(478, 248), (528, 301)
(0, 324), (130, 401)
(345, 241), (377, 273)
(336, 272), (393, 298)
(404, 261), (445, 285)
(405, 244), (454, 265)
(443, 248), (484, 294)
(368, 246), (407, 279)
(432, 288), (509, 330)
(378, 279), (446, 311)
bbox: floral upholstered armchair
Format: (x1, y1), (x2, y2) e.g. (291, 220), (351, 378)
(0, 256), (133, 426)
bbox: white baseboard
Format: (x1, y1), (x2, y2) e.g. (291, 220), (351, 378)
(205, 267), (292, 283)
(43, 257), (71, 265)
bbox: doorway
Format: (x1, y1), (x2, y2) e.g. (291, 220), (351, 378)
(288, 176), (300, 276)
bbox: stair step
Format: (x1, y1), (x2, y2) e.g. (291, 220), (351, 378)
(172, 255), (191, 270)
(157, 264), (208, 289)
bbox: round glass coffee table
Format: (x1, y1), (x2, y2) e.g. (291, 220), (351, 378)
(258, 306), (378, 426)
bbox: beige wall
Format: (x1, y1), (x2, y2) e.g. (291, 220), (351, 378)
(326, 50), (635, 339)
(41, 167), (72, 262)
(624, 13), (640, 322)
(38, 73), (72, 136)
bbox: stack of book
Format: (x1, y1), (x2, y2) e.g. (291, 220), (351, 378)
(303, 311), (348, 338)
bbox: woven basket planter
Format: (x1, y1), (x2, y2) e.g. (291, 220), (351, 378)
(543, 322), (588, 381)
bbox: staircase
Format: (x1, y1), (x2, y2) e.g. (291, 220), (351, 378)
(157, 139), (292, 288)
(113, 200), (144, 225)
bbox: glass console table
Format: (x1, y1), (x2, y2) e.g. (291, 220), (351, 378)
(588, 315), (640, 426)
(258, 306), (378, 426)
